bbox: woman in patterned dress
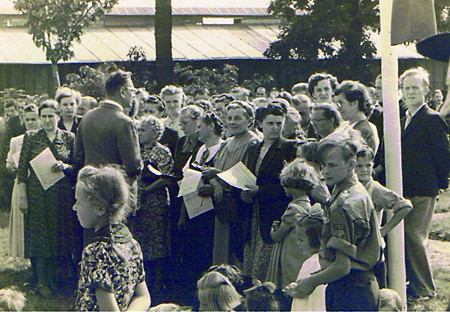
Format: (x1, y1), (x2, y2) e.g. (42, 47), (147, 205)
(128, 115), (174, 296)
(17, 100), (80, 296)
(74, 165), (150, 311)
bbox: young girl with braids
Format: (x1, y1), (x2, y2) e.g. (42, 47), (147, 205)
(73, 165), (150, 311)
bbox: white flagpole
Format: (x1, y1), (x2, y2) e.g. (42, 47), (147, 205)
(380, 0), (407, 308)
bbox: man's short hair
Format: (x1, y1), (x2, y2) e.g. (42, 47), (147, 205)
(356, 145), (375, 161)
(4, 99), (17, 109)
(334, 80), (372, 113)
(23, 103), (39, 114)
(399, 67), (430, 88)
(230, 87), (250, 97)
(308, 73), (338, 96)
(160, 85), (184, 97)
(313, 103), (342, 128)
(317, 138), (358, 164)
(105, 70), (132, 96)
(194, 87), (210, 98)
(292, 94), (312, 108)
(291, 82), (308, 95)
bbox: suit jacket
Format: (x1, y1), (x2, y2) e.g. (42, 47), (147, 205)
(243, 137), (297, 243)
(173, 135), (203, 181)
(74, 100), (142, 179)
(159, 126), (179, 157)
(400, 105), (449, 197)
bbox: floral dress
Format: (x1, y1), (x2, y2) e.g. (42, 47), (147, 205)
(17, 128), (80, 259)
(75, 224), (145, 311)
(129, 143), (173, 261)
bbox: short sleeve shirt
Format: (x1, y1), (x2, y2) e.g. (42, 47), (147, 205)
(75, 224), (145, 311)
(319, 175), (382, 271)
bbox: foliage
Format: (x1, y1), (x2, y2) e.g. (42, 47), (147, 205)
(435, 0), (450, 32)
(13, 0), (118, 65)
(65, 63), (118, 100)
(173, 63), (239, 95)
(125, 46), (157, 92)
(264, 0), (379, 81)
(241, 73), (277, 96)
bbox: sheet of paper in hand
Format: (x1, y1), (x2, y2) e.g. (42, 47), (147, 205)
(217, 161), (257, 190)
(29, 147), (65, 190)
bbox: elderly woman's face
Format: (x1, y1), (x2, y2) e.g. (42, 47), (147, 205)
(138, 123), (158, 146)
(226, 107), (250, 136)
(179, 113), (198, 137)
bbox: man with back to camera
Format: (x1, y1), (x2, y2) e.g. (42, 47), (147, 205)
(74, 69), (142, 182)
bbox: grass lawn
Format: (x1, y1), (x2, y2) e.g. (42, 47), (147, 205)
(0, 190), (448, 311)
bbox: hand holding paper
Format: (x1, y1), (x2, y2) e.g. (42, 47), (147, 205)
(29, 147), (65, 191)
(217, 161), (257, 190)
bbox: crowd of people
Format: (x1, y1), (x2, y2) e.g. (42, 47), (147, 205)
(0, 62), (448, 311)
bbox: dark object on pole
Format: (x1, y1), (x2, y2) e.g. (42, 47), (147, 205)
(416, 33), (450, 63)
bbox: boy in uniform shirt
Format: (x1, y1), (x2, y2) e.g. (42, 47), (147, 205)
(284, 138), (382, 311)
(355, 145), (412, 288)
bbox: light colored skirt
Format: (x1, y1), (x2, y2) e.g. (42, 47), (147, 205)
(8, 181), (24, 258)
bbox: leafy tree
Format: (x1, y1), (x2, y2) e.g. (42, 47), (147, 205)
(435, 0), (450, 32)
(264, 0), (380, 83)
(265, 0), (449, 84)
(13, 0), (118, 90)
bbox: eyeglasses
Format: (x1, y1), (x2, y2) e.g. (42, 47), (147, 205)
(310, 118), (329, 125)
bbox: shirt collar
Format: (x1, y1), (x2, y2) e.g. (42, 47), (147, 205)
(406, 103), (426, 119)
(102, 99), (124, 112)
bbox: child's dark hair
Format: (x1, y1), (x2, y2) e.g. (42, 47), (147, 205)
(76, 165), (132, 224)
(244, 281), (280, 311)
(280, 159), (316, 192)
(356, 145), (375, 161)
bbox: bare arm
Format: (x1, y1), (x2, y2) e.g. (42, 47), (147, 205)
(284, 251), (351, 298)
(95, 281), (151, 312)
(95, 288), (120, 312)
(126, 281), (151, 311)
(380, 207), (411, 237)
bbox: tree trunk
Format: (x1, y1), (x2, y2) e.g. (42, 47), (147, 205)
(155, 0), (174, 90)
(51, 62), (61, 92)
